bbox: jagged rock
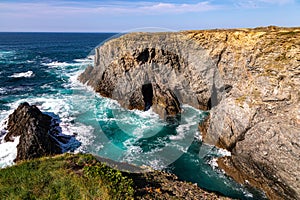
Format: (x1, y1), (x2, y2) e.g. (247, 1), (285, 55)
(4, 102), (79, 162)
(79, 27), (300, 200)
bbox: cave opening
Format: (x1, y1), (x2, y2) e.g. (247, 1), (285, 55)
(142, 83), (153, 111)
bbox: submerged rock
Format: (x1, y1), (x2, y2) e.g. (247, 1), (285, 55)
(4, 102), (80, 162)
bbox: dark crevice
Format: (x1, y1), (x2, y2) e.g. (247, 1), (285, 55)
(142, 84), (153, 111)
(207, 98), (212, 110)
(137, 48), (150, 63)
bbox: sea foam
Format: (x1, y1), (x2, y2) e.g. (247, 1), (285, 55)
(9, 71), (34, 78)
(0, 135), (19, 168)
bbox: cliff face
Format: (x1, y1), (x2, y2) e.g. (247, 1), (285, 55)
(185, 27), (300, 200)
(79, 26), (300, 200)
(79, 32), (222, 119)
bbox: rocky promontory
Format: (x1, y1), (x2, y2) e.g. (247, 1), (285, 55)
(79, 26), (300, 199)
(4, 102), (80, 162)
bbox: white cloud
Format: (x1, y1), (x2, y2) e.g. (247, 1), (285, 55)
(0, 1), (220, 17)
(139, 2), (218, 13)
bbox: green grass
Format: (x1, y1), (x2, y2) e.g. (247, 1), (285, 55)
(0, 154), (134, 200)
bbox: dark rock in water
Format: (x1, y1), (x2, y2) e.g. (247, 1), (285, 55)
(4, 102), (80, 162)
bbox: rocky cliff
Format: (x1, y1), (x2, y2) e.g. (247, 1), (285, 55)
(79, 26), (300, 200)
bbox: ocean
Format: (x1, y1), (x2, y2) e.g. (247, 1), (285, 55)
(0, 33), (265, 199)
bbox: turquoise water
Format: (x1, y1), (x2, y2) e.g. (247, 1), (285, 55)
(0, 33), (266, 199)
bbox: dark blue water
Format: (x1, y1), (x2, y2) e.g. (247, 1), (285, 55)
(0, 33), (266, 199)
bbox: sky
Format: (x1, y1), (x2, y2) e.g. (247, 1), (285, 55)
(0, 0), (299, 32)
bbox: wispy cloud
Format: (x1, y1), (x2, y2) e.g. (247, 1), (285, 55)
(0, 1), (220, 16)
(259, 0), (294, 5)
(139, 2), (219, 13)
(1, 0), (298, 32)
(233, 0), (295, 8)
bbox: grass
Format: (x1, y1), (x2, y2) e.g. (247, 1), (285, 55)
(0, 154), (134, 200)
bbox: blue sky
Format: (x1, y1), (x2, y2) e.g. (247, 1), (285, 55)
(0, 0), (299, 32)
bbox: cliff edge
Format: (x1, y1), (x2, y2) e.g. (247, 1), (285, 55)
(79, 26), (300, 200)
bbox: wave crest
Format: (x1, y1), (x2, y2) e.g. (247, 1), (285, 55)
(9, 71), (35, 78)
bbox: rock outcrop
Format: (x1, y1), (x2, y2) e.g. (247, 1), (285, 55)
(79, 33), (218, 119)
(93, 155), (231, 200)
(4, 102), (79, 162)
(186, 27), (300, 200)
(79, 26), (300, 200)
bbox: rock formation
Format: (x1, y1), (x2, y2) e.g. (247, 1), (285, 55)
(79, 33), (216, 119)
(4, 102), (79, 162)
(79, 26), (300, 200)
(186, 27), (300, 200)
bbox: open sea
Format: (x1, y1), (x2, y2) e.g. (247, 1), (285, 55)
(0, 33), (266, 199)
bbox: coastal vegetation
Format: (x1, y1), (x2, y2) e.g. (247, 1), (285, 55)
(0, 154), (135, 200)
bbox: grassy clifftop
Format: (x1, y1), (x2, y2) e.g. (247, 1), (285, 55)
(0, 153), (230, 200)
(0, 154), (134, 200)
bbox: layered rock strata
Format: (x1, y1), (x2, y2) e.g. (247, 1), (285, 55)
(79, 26), (300, 200)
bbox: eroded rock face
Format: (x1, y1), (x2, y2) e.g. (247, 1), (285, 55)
(4, 102), (79, 162)
(189, 27), (300, 200)
(79, 27), (300, 199)
(79, 33), (221, 119)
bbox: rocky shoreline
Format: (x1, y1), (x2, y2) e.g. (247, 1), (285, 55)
(3, 102), (80, 162)
(0, 102), (231, 200)
(79, 26), (300, 200)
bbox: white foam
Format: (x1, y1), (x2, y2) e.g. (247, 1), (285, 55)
(170, 123), (193, 140)
(0, 87), (6, 95)
(0, 93), (96, 167)
(73, 57), (93, 64)
(194, 131), (202, 141)
(64, 69), (85, 88)
(42, 61), (84, 68)
(0, 118), (8, 139)
(63, 122), (95, 153)
(9, 71), (34, 78)
(148, 159), (165, 170)
(208, 158), (218, 169)
(0, 136), (19, 168)
(0, 55), (100, 167)
(217, 148), (231, 157)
